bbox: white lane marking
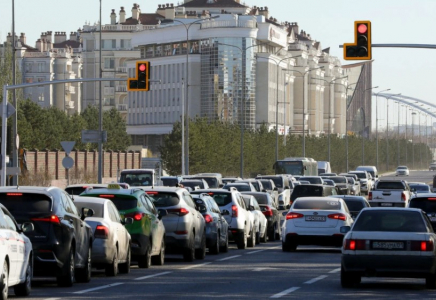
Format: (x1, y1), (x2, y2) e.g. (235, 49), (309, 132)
(44, 298), (61, 300)
(134, 271), (173, 280)
(73, 282), (124, 294)
(304, 275), (328, 284)
(253, 267), (269, 272)
(329, 268), (341, 274)
(247, 249), (265, 254)
(269, 246), (280, 249)
(180, 262), (212, 270)
(270, 287), (300, 298)
(218, 255), (241, 261)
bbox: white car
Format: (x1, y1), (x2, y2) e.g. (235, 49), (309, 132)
(396, 166), (410, 176)
(281, 197), (353, 251)
(73, 197), (133, 276)
(241, 195), (267, 244)
(341, 208), (436, 288)
(0, 204), (33, 299)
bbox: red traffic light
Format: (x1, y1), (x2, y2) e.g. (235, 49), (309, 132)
(139, 64), (146, 72)
(357, 24), (367, 34)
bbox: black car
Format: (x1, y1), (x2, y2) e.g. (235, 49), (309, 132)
(0, 186), (93, 287)
(331, 195), (370, 219)
(192, 194), (229, 254)
(408, 193), (436, 231)
(241, 192), (281, 241)
(290, 184), (338, 203)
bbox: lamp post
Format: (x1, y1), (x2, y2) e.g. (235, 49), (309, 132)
(412, 110), (416, 169)
(384, 93), (401, 172)
(374, 89), (390, 170)
(98, 0), (103, 183)
(396, 101), (400, 166)
(402, 104), (408, 165)
(361, 86), (379, 165)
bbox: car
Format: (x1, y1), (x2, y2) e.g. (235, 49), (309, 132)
(191, 175), (223, 188)
(341, 208), (436, 289)
(191, 189), (253, 249)
(319, 173), (338, 177)
(430, 163), (436, 171)
(345, 177), (361, 196)
(161, 176), (183, 187)
(328, 176), (351, 195)
(241, 192), (281, 241)
(239, 179), (265, 193)
(258, 179), (279, 206)
(298, 176), (324, 185)
(409, 182), (431, 194)
(222, 177), (242, 184)
(408, 193), (436, 231)
(65, 183), (108, 196)
(255, 175), (291, 210)
(282, 197), (353, 251)
(323, 179), (336, 187)
(348, 171), (372, 195)
(356, 165), (379, 180)
(396, 166), (410, 176)
(290, 184), (338, 204)
(142, 187), (206, 262)
(0, 204), (33, 299)
(223, 182), (256, 192)
(73, 196), (133, 276)
(241, 194), (267, 244)
(0, 186), (93, 287)
(330, 195), (370, 219)
(80, 185), (166, 268)
(180, 179), (210, 190)
(191, 193), (229, 254)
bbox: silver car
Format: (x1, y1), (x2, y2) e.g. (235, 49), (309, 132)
(74, 197), (133, 276)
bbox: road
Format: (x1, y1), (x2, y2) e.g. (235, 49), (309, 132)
(19, 170), (436, 299)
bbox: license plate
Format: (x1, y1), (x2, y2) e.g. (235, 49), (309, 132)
(380, 203), (392, 207)
(372, 241), (404, 250)
(305, 216), (326, 222)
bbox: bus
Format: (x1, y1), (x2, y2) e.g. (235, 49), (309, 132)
(274, 157), (318, 176)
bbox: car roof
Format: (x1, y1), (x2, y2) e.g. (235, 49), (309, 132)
(360, 207), (422, 212)
(410, 193), (436, 198)
(294, 196), (341, 201)
(191, 188), (235, 194)
(73, 196), (109, 204)
(80, 187), (144, 196)
(408, 182), (429, 186)
(330, 195), (366, 201)
(66, 183), (108, 188)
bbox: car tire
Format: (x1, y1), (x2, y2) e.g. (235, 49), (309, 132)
(260, 230), (268, 243)
(57, 248), (75, 287)
(183, 234), (196, 262)
(426, 273), (436, 289)
(119, 247), (131, 274)
(105, 248), (118, 276)
(282, 242), (291, 252)
(76, 246), (92, 283)
(151, 239), (165, 265)
(1, 261), (8, 300)
(209, 233), (220, 255)
(341, 266), (360, 288)
(14, 259), (32, 296)
(195, 231), (206, 259)
(220, 232), (229, 253)
(237, 231), (247, 249)
(248, 228), (255, 248)
(138, 243), (151, 268)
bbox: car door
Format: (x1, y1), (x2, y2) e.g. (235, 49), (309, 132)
(140, 194), (161, 255)
(144, 195), (165, 253)
(2, 214), (19, 282)
(238, 194), (250, 236)
(183, 192), (203, 245)
(107, 203), (125, 258)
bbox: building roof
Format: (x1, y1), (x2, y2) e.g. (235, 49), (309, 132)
(53, 40), (82, 48)
(122, 13), (163, 25)
(178, 0), (247, 8)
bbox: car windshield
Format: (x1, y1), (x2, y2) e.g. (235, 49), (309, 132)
(409, 198), (436, 213)
(397, 166), (408, 170)
(260, 181), (272, 190)
(350, 172), (366, 179)
(65, 186), (106, 196)
(193, 177), (218, 188)
(293, 199), (341, 210)
(299, 177), (322, 184)
(353, 210), (426, 232)
(376, 182), (405, 189)
(162, 178), (179, 187)
(343, 200), (366, 212)
(410, 185), (430, 192)
(146, 192), (180, 207)
(181, 181), (204, 189)
(259, 177), (282, 188)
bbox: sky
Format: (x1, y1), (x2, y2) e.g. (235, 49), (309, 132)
(1, 0), (436, 129)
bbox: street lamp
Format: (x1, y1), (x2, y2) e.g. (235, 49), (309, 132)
(374, 89), (390, 170)
(384, 93), (401, 172)
(361, 86), (379, 165)
(395, 101), (401, 166)
(411, 110), (417, 169)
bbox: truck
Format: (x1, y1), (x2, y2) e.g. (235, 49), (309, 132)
(368, 179), (411, 207)
(317, 161), (331, 174)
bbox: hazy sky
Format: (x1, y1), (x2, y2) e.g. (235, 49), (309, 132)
(1, 0), (436, 128)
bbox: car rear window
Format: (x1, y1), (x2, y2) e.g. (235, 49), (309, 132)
(349, 172), (366, 179)
(293, 199), (341, 210)
(300, 177), (322, 184)
(292, 185), (324, 198)
(162, 178), (179, 187)
(0, 193), (52, 215)
(192, 192), (232, 207)
(353, 210), (427, 232)
(98, 196), (138, 211)
(409, 198), (436, 213)
(193, 177), (218, 188)
(258, 177), (282, 188)
(410, 185), (430, 192)
(224, 184), (251, 192)
(330, 177), (347, 184)
(343, 200), (365, 212)
(376, 182), (405, 189)
(65, 186), (106, 196)
(260, 180), (272, 190)
(145, 192), (180, 207)
(181, 181), (204, 189)
(243, 193), (269, 205)
(74, 202), (104, 218)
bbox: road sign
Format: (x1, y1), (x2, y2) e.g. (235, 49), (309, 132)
(62, 156), (74, 169)
(0, 103), (16, 118)
(81, 130), (107, 143)
(60, 141), (75, 156)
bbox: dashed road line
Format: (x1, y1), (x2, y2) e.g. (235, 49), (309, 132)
(253, 267), (270, 272)
(134, 271), (173, 281)
(247, 249), (265, 254)
(73, 282), (124, 294)
(218, 255), (241, 261)
(304, 275), (328, 284)
(270, 287), (300, 298)
(44, 298), (61, 300)
(181, 262), (212, 270)
(329, 268), (341, 273)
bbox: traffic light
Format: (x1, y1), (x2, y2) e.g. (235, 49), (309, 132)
(343, 21), (371, 60)
(127, 61), (150, 91)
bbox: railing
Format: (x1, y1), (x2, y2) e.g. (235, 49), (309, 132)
(83, 24), (158, 32)
(116, 86), (127, 92)
(104, 87), (115, 95)
(200, 20), (257, 29)
(117, 104), (128, 111)
(116, 67), (127, 73)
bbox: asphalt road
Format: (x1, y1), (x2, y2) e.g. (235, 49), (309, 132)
(16, 170), (436, 299)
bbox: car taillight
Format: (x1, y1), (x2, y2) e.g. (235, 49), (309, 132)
(328, 213), (346, 221)
(286, 212), (304, 220)
(31, 215), (61, 224)
(411, 240), (434, 251)
(94, 225), (109, 239)
(167, 208), (189, 216)
(231, 205), (238, 217)
(401, 192), (406, 201)
(344, 239), (366, 250)
(368, 191), (372, 200)
(204, 214), (213, 223)
(262, 206), (273, 217)
(124, 212), (146, 221)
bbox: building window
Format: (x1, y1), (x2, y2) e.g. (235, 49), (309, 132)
(102, 39), (116, 49)
(25, 78), (33, 83)
(37, 62), (45, 72)
(140, 47), (146, 58)
(164, 44), (171, 56)
(104, 58), (115, 69)
(155, 45), (162, 57)
(146, 46), (154, 58)
(120, 39), (131, 49)
(172, 43), (180, 55)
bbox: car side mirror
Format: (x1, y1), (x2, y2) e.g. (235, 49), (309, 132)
(123, 217), (134, 225)
(158, 209), (168, 220)
(21, 222), (34, 233)
(219, 184), (224, 188)
(249, 205), (255, 211)
(262, 189), (267, 193)
(221, 209), (230, 216)
(81, 207), (94, 220)
(340, 226), (351, 234)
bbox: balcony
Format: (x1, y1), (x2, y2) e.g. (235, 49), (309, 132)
(200, 20), (257, 30)
(65, 86), (76, 94)
(117, 104), (128, 111)
(116, 86), (127, 93)
(116, 67), (127, 74)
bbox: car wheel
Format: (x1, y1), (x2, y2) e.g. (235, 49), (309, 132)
(151, 239), (165, 265)
(119, 247), (131, 274)
(255, 226), (261, 245)
(220, 232), (229, 253)
(260, 229), (268, 243)
(195, 231), (206, 259)
(57, 248), (75, 287)
(1, 261), (8, 300)
(237, 231), (247, 249)
(183, 234), (195, 262)
(105, 248), (118, 276)
(247, 228), (255, 248)
(76, 247), (92, 282)
(341, 266), (360, 288)
(14, 259), (32, 296)
(209, 232), (220, 255)
(138, 243), (151, 268)
(426, 273), (436, 289)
